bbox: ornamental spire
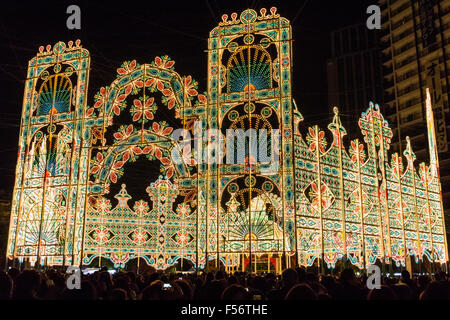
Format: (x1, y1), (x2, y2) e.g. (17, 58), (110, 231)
(328, 107), (347, 148)
(426, 88), (440, 177)
(403, 136), (416, 169)
(115, 184), (131, 207)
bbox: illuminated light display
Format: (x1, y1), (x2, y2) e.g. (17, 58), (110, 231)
(6, 8), (448, 272)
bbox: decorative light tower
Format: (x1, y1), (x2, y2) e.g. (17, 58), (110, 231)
(204, 7), (296, 272)
(6, 41), (90, 268)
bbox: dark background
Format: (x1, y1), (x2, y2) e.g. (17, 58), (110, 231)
(0, 0), (374, 198)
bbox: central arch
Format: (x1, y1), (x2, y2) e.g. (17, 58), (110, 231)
(82, 56), (205, 269)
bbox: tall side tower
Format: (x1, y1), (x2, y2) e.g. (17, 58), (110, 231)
(6, 41), (90, 267)
(204, 8), (295, 272)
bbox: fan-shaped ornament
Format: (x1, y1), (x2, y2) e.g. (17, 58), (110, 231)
(37, 75), (72, 115)
(227, 46), (271, 93)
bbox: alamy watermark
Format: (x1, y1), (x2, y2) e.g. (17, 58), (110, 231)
(66, 266), (81, 290)
(366, 265), (381, 290)
(170, 121), (281, 173)
(66, 5), (381, 35)
(366, 5), (381, 30)
(66, 5), (81, 30)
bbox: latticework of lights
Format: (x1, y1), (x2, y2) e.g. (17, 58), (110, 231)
(6, 8), (448, 273)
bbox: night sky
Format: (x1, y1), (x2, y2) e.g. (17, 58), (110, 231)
(0, 0), (374, 198)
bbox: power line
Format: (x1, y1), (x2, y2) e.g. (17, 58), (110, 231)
(292, 0), (310, 24)
(205, 0), (218, 23)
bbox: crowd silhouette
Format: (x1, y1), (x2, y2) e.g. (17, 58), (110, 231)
(0, 267), (449, 300)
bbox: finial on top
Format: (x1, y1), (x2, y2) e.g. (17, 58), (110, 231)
(260, 8), (267, 17)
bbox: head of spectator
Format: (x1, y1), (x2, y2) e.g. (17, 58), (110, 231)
(174, 280), (193, 300)
(0, 272), (13, 300)
(265, 273), (276, 290)
(141, 280), (164, 300)
(61, 280), (97, 300)
(340, 268), (356, 283)
(13, 269), (41, 300)
(281, 268), (298, 290)
(417, 275), (431, 292)
(215, 270), (225, 280)
(367, 285), (397, 300)
(146, 271), (160, 285)
(221, 284), (249, 300)
(383, 276), (397, 286)
(7, 267), (20, 281)
(98, 270), (113, 286)
(265, 272), (276, 281)
(252, 276), (267, 293)
(108, 288), (128, 300)
(47, 268), (65, 291)
(127, 271), (137, 284)
(285, 283), (318, 300)
(295, 267), (306, 283)
(321, 275), (335, 288)
(320, 275), (338, 298)
(393, 283), (412, 300)
(420, 281), (449, 300)
(357, 273), (367, 287)
(305, 272), (318, 284)
(205, 272), (214, 283)
(435, 271), (447, 282)
(204, 279), (225, 300)
(227, 275), (238, 286)
(401, 270), (411, 282)
(114, 274), (130, 291)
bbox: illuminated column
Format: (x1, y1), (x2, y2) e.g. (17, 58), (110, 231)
(426, 88), (449, 269)
(206, 8), (296, 273)
(6, 41), (90, 267)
